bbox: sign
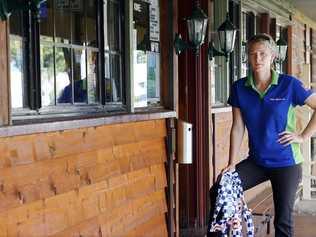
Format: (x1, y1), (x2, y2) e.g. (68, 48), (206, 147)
(149, 4), (159, 42)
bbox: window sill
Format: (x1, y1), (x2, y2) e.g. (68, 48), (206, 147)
(0, 109), (176, 138)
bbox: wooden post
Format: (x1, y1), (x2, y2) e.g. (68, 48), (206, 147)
(0, 20), (10, 126)
(166, 118), (176, 237)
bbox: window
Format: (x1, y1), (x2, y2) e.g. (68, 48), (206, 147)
(9, 0), (162, 120)
(133, 0), (160, 108)
(275, 25), (287, 73)
(240, 10), (255, 78)
(211, 0), (240, 107)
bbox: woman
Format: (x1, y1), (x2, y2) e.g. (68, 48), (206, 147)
(222, 33), (316, 237)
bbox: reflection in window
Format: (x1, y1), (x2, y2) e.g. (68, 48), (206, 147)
(10, 11), (26, 109)
(87, 50), (98, 104)
(10, 38), (25, 108)
(56, 47), (71, 103)
(41, 44), (55, 106)
(104, 0), (124, 104)
(73, 49), (87, 103)
(39, 0), (99, 105)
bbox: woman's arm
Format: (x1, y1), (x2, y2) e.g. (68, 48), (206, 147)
(278, 94), (316, 145)
(228, 107), (245, 166)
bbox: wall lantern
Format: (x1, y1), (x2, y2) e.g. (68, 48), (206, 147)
(0, 0), (46, 21)
(276, 37), (288, 63)
(208, 13), (237, 62)
(174, 2), (208, 55)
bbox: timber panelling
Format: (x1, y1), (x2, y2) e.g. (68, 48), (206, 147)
(0, 119), (168, 237)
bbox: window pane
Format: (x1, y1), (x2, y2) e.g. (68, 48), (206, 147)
(133, 50), (147, 107)
(55, 2), (71, 43)
(87, 0), (97, 46)
(10, 12), (27, 109)
(73, 49), (87, 103)
(56, 47), (72, 103)
(87, 50), (98, 103)
(147, 52), (160, 104)
(40, 0), (54, 42)
(105, 54), (122, 103)
(71, 1), (85, 45)
(105, 53), (111, 102)
(10, 38), (25, 109)
(107, 1), (120, 51)
(41, 44), (55, 106)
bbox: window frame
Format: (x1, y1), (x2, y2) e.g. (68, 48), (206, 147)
(9, 0), (129, 121)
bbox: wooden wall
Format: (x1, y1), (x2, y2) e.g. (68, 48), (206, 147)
(0, 119), (168, 237)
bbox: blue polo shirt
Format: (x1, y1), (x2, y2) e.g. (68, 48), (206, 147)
(228, 71), (314, 168)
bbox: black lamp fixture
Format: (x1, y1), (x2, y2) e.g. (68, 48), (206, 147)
(208, 13), (237, 62)
(174, 1), (208, 55)
(276, 37), (288, 63)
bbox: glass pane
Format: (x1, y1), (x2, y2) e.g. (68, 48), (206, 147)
(10, 12), (27, 109)
(133, 50), (147, 107)
(10, 38), (25, 109)
(73, 49), (87, 103)
(107, 1), (120, 51)
(108, 54), (122, 103)
(55, 1), (71, 43)
(41, 44), (55, 106)
(40, 0), (54, 42)
(105, 53), (111, 102)
(56, 47), (72, 103)
(87, 50), (98, 103)
(71, 0), (85, 45)
(147, 52), (160, 104)
(86, 0), (97, 47)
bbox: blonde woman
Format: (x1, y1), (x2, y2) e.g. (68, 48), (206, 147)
(211, 33), (316, 237)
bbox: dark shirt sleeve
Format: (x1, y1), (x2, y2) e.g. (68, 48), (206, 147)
(227, 82), (240, 108)
(292, 78), (314, 106)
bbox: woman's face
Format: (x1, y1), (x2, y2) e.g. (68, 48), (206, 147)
(248, 42), (275, 73)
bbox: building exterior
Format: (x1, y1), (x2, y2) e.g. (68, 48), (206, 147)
(0, 0), (315, 236)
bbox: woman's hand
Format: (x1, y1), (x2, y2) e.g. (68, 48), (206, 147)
(278, 131), (304, 146)
(221, 163), (235, 174)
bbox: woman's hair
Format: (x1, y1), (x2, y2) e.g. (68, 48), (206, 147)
(247, 33), (277, 55)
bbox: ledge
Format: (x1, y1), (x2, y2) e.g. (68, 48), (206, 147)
(0, 110), (177, 138)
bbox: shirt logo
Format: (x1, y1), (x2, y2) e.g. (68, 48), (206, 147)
(270, 98), (286, 101)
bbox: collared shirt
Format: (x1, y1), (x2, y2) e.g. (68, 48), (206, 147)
(228, 70), (314, 167)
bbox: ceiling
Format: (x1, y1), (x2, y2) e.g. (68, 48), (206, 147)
(292, 0), (316, 22)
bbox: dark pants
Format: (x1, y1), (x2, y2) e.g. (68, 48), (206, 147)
(208, 158), (302, 237)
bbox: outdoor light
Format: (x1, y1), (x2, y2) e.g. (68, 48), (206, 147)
(174, 1), (208, 55)
(208, 13), (237, 62)
(276, 37), (288, 62)
(0, 0), (46, 21)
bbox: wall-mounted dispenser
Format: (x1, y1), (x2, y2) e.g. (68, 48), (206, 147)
(177, 120), (193, 164)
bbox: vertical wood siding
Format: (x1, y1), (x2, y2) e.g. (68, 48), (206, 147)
(0, 119), (168, 237)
